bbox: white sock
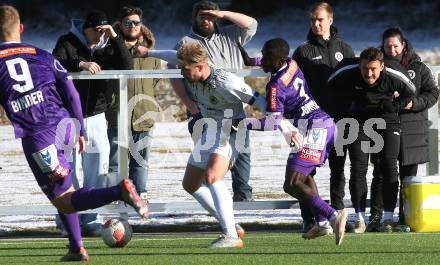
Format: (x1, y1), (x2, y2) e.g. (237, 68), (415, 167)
(192, 184), (219, 220)
(356, 212), (365, 222)
(383, 211), (394, 221)
(318, 220), (330, 226)
(208, 181), (238, 238)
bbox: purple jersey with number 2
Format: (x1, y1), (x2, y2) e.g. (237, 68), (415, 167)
(0, 42), (83, 138)
(266, 58), (335, 175)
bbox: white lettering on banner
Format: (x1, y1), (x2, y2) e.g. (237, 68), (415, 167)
(10, 91), (45, 112)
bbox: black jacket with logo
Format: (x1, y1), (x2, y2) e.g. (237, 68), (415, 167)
(52, 20), (133, 117)
(293, 26), (354, 112)
(383, 42), (439, 165)
(327, 58), (416, 129)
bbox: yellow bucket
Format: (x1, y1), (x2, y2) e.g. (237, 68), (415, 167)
(402, 176), (440, 232)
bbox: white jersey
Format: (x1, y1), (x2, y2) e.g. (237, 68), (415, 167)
(187, 67), (265, 121)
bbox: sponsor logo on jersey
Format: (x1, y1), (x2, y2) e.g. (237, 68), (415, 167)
(299, 147), (322, 163)
(10, 90), (45, 112)
(335, 52), (344, 62)
(304, 128), (327, 150)
(280, 60), (298, 86)
(408, 70), (416, 79)
(0, 47), (36, 58)
(32, 144), (60, 173)
(312, 55), (322, 60)
(270, 86), (277, 111)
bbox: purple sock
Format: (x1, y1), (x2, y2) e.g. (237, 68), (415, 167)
(310, 196), (336, 220)
(71, 186), (121, 211)
(355, 208), (365, 213)
(58, 212), (83, 252)
(307, 202), (327, 222)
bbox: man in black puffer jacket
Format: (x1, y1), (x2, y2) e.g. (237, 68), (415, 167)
(327, 47), (416, 233)
(292, 2), (354, 233)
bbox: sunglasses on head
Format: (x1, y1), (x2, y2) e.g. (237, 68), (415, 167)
(124, 19), (141, 27)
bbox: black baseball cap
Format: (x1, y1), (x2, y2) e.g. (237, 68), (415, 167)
(83, 10), (108, 29)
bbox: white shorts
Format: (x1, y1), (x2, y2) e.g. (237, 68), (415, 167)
(188, 125), (250, 169)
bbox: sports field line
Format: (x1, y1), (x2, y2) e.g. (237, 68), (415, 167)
(1, 232), (440, 245)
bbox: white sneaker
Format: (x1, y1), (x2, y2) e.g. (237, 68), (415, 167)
(330, 208), (348, 246)
(210, 235), (244, 248)
(302, 223), (333, 239)
(353, 220), (366, 234)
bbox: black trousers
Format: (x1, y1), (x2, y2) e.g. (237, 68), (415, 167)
(371, 158), (418, 222)
(341, 127), (400, 212)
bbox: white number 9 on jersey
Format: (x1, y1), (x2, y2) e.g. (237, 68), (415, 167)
(6, 58), (34, 93)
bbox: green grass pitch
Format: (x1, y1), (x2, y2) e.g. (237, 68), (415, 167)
(0, 232), (439, 264)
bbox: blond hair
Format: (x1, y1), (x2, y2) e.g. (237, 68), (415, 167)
(0, 5), (20, 39)
(177, 42), (209, 66)
(310, 2), (333, 17)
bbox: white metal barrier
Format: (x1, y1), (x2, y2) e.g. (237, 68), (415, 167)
(0, 68), (437, 216)
(70, 67), (440, 179)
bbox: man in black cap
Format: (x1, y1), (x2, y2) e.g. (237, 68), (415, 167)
(52, 10), (133, 236)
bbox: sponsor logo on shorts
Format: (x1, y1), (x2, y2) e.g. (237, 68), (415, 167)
(299, 147), (322, 163)
(32, 144), (60, 173)
(304, 128), (327, 150)
(270, 86), (277, 111)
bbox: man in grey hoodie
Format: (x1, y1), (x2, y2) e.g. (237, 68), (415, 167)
(52, 10), (133, 236)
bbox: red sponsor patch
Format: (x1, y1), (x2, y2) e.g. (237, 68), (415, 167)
(0, 47), (36, 58)
(270, 86), (277, 111)
(299, 147), (322, 163)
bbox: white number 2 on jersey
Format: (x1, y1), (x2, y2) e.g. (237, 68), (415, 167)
(6, 58), (34, 93)
(293, 77), (310, 101)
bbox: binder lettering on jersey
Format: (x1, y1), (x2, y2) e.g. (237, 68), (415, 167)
(0, 47), (36, 58)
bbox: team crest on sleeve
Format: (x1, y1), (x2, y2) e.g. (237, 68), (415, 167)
(304, 128), (327, 150)
(335, 52), (344, 62)
(54, 58), (68, 73)
(31, 144), (60, 173)
(407, 70), (416, 79)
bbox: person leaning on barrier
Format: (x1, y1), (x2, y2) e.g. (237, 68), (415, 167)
(327, 47), (416, 233)
(366, 27), (439, 231)
(172, 0), (258, 202)
(105, 6), (161, 201)
(52, 10), (133, 236)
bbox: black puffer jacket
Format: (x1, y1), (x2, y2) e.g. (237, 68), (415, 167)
(52, 20), (133, 117)
(327, 58), (416, 129)
(383, 42), (439, 165)
(293, 26), (354, 112)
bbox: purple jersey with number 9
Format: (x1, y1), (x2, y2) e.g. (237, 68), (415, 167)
(0, 42), (73, 138)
